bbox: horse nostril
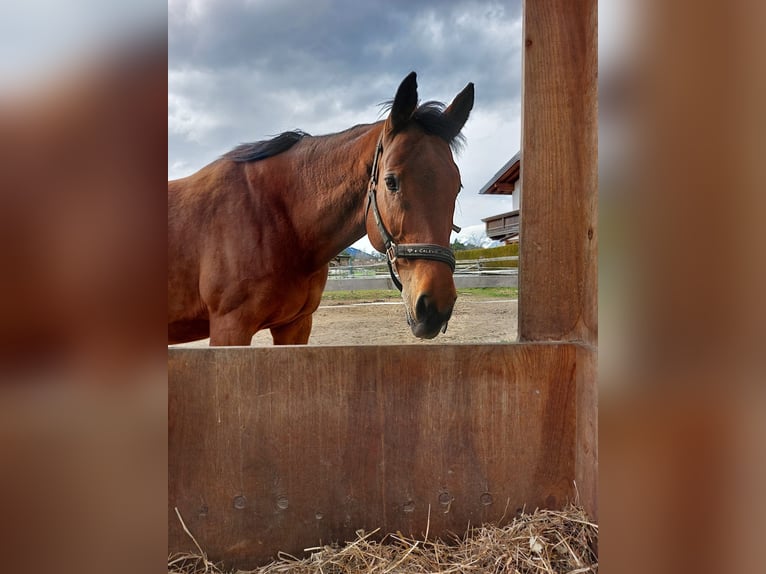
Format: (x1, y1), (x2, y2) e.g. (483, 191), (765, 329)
(415, 294), (432, 320)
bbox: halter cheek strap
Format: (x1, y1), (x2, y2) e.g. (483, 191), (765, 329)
(365, 134), (458, 292)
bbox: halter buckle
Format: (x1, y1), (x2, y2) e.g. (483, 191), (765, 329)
(386, 244), (397, 263)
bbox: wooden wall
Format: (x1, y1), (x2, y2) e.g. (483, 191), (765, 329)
(169, 343), (592, 568)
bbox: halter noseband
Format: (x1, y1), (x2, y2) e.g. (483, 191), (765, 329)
(365, 134), (460, 292)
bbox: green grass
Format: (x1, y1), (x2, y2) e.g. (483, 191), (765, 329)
(321, 287), (517, 303)
(457, 286), (517, 299)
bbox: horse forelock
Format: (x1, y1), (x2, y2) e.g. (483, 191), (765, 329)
(379, 100), (466, 153)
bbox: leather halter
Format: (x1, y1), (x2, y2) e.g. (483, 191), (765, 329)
(365, 134), (460, 292)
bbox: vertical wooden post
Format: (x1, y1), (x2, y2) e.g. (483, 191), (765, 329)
(519, 0), (598, 518)
(519, 0), (598, 344)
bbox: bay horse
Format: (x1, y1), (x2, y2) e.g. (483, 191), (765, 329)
(168, 72), (474, 345)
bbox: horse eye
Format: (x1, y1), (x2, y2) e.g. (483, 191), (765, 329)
(384, 174), (399, 192)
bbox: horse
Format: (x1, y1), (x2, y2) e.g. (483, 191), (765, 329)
(168, 72), (474, 345)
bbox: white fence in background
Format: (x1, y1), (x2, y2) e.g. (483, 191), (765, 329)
(325, 256), (518, 291)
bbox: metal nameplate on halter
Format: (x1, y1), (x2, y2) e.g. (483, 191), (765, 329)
(404, 246), (441, 256)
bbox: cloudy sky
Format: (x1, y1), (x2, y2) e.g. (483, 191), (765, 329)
(169, 0), (523, 252)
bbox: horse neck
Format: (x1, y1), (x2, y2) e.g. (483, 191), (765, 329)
(291, 122), (383, 269)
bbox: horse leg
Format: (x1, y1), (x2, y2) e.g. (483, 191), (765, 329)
(209, 313), (254, 346)
(271, 315), (313, 345)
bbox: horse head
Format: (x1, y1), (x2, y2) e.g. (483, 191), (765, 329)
(366, 72), (474, 339)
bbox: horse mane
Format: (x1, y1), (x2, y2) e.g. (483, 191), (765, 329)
(223, 130), (309, 163)
(223, 99), (465, 164)
(381, 100), (467, 153)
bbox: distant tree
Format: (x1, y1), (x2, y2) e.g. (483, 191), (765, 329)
(467, 232), (486, 248)
(451, 239), (468, 251)
(451, 238), (480, 251)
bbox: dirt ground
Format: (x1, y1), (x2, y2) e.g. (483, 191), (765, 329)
(176, 294), (518, 347)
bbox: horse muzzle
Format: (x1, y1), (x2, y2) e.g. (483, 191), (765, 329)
(408, 293), (454, 339)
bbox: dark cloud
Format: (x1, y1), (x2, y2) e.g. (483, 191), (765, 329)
(170, 2), (519, 74)
(169, 0), (520, 110)
(169, 0), (522, 233)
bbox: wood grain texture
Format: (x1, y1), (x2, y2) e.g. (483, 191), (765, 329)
(575, 344), (598, 518)
(169, 344), (585, 568)
(519, 0), (598, 343)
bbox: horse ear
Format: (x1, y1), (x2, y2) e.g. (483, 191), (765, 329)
(443, 82), (475, 139)
(389, 72), (418, 132)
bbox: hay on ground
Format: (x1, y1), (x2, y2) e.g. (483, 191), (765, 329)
(168, 504), (598, 573)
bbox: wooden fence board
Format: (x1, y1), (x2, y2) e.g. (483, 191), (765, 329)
(169, 343), (587, 568)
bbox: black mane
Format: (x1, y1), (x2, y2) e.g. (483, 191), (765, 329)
(223, 130), (309, 163)
(381, 100), (466, 153)
(223, 98), (466, 164)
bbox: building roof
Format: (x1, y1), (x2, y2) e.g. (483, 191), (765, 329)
(478, 150), (521, 195)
